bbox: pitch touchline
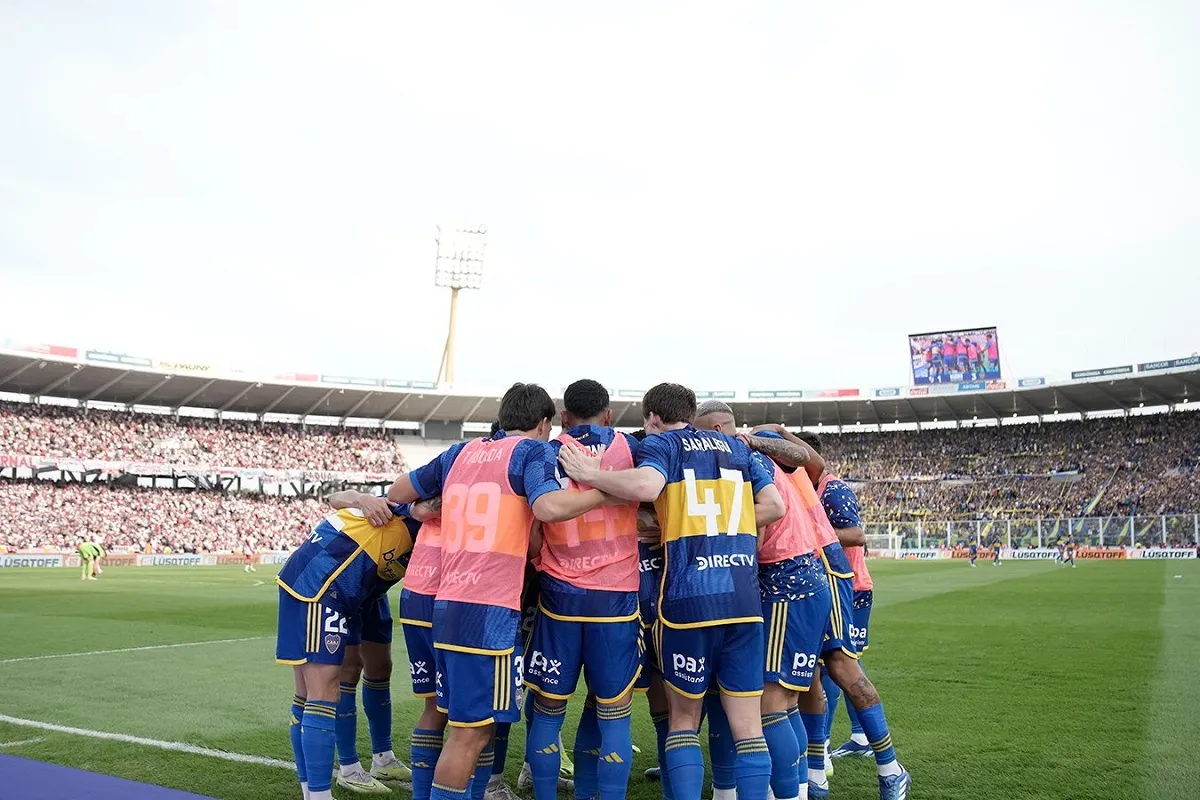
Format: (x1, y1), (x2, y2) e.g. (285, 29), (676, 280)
(0, 737), (47, 748)
(0, 636), (271, 665)
(0, 715), (293, 769)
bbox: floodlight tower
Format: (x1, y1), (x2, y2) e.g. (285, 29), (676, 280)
(434, 225), (487, 386)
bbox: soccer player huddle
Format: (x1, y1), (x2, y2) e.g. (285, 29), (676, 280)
(276, 380), (911, 800)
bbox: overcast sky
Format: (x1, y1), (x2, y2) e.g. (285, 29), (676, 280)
(1, 0), (1197, 393)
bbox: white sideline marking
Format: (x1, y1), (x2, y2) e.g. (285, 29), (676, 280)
(0, 715), (292, 769)
(0, 737), (46, 748)
(252, 580), (265, 586)
(0, 636), (271, 665)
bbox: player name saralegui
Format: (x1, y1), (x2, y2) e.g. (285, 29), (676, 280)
(681, 436), (732, 454)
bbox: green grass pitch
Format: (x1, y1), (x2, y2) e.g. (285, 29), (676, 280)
(1, 560), (1197, 800)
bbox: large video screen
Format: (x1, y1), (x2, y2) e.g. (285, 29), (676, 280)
(909, 327), (1001, 385)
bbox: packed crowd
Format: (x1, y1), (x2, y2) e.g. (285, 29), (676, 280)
(0, 401), (407, 472)
(821, 411), (1200, 520)
(2, 403), (1197, 552)
(0, 482), (322, 553)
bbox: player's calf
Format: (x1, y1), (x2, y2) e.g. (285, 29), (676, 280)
(527, 696), (569, 800)
(594, 693), (634, 800)
(825, 655), (906, 783)
(761, 684), (802, 800)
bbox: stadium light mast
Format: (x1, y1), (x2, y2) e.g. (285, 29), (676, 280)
(433, 224), (486, 386)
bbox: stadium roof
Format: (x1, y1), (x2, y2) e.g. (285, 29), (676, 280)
(1, 343), (1197, 429)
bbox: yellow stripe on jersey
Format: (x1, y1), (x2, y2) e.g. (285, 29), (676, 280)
(656, 475), (757, 542)
(279, 509), (416, 604)
(335, 510), (416, 583)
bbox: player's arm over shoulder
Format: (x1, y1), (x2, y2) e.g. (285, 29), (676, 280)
(387, 441), (469, 504)
(512, 439), (609, 523)
(557, 433), (665, 503)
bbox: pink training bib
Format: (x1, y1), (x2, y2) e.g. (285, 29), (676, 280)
(436, 436), (536, 611)
(402, 517), (443, 596)
(758, 463), (819, 564)
(539, 432), (639, 592)
(791, 471), (839, 549)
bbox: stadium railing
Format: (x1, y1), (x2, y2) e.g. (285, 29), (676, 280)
(865, 513), (1200, 550)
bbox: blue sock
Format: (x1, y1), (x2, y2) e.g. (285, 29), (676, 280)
(289, 695), (307, 786)
(705, 694), (736, 793)
(846, 698), (864, 736)
(855, 702), (899, 769)
(573, 697), (601, 800)
(336, 682), (360, 767)
(361, 675), (393, 756)
(471, 744), (495, 800)
(301, 700), (338, 793)
(431, 782), (471, 800)
(651, 712), (675, 800)
(800, 713), (826, 776)
(493, 722), (512, 777)
(663, 731), (703, 800)
(787, 706), (808, 787)
(762, 713), (800, 800)
(822, 672), (842, 739)
(527, 698), (568, 800)
(733, 737), (772, 800)
(596, 700), (634, 800)
(411, 728), (444, 800)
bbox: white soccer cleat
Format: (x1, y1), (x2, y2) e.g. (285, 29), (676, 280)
(336, 764), (392, 794)
(484, 781), (522, 800)
(517, 762), (573, 793)
(370, 755), (412, 782)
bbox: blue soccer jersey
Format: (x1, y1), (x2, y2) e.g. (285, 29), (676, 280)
(637, 426), (772, 628)
(277, 506), (421, 615)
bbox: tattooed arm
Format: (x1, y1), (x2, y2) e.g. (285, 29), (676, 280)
(749, 424), (825, 484)
(410, 496), (442, 522)
(743, 432), (811, 469)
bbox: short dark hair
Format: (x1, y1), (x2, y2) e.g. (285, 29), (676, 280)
(497, 383), (556, 432)
(630, 429), (647, 442)
(488, 421), (500, 437)
(642, 383), (696, 425)
(563, 379), (610, 421)
(798, 432), (822, 453)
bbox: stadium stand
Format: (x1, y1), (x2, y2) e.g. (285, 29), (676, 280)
(826, 411), (1200, 521)
(1, 399), (1197, 554)
(0, 401), (408, 472)
(0, 482), (322, 553)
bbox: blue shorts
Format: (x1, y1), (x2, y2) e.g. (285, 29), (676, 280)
(821, 574), (859, 658)
(851, 590), (872, 653)
(400, 590), (436, 697)
(635, 544), (663, 693)
(276, 588), (350, 666)
(347, 596), (393, 647)
(763, 587), (832, 691)
(656, 621), (764, 698)
(434, 647), (521, 727)
(525, 611), (642, 703)
(634, 617), (659, 693)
